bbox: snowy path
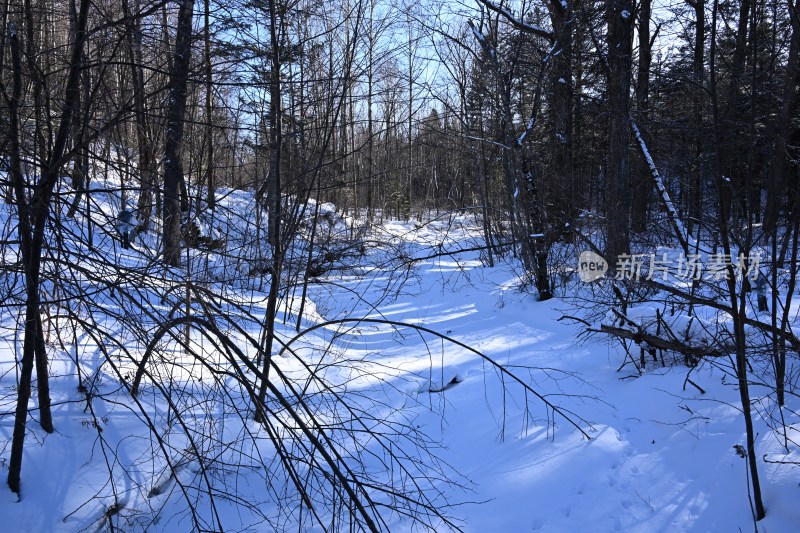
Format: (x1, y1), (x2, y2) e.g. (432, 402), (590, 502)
(302, 225), (800, 532)
(0, 214), (798, 532)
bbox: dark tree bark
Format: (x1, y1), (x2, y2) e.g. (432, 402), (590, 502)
(7, 0), (90, 494)
(163, 0), (196, 268)
(722, 0), (752, 221)
(65, 0), (90, 220)
(548, 0), (576, 223)
(631, 0), (653, 232)
(767, 0), (800, 405)
(123, 0), (157, 233)
(407, 11), (414, 219)
(605, 0), (635, 263)
(687, 0), (705, 236)
(766, 0), (800, 233)
(366, 0), (375, 220)
(709, 0), (765, 519)
(203, 0), (215, 211)
(0, 0), (9, 204)
(256, 0), (284, 420)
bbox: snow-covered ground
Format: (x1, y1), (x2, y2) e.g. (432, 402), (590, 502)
(0, 190), (798, 531)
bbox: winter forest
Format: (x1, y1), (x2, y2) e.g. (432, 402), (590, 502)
(1, 0), (800, 530)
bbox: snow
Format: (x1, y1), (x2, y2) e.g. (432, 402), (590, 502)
(476, 0), (551, 38)
(630, 118), (689, 253)
(469, 24), (485, 47)
(517, 115), (536, 145)
(0, 183), (798, 531)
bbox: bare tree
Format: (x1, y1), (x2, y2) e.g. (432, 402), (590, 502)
(163, 0), (195, 268)
(6, 0), (91, 494)
(604, 0), (635, 263)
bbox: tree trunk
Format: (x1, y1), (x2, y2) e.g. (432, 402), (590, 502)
(204, 0), (215, 211)
(723, 0), (752, 222)
(688, 0), (705, 236)
(366, 0), (375, 220)
(66, 0), (89, 220)
(605, 0), (635, 263)
(256, 0), (283, 420)
(8, 0), (90, 493)
(632, 0), (652, 232)
(549, 0), (576, 224)
(126, 0), (157, 233)
(766, 0), (800, 234)
(709, 0), (765, 518)
(407, 12), (414, 220)
(163, 0), (196, 268)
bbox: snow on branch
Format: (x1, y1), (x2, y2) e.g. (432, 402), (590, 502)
(468, 19), (497, 60)
(630, 118), (690, 255)
(517, 43), (557, 146)
(476, 0), (554, 41)
(517, 116), (536, 145)
(469, 20), (488, 47)
(597, 323), (732, 359)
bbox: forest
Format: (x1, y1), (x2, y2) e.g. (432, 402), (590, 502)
(0, 0), (799, 530)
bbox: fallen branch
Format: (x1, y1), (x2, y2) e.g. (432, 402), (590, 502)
(596, 324), (733, 359)
(569, 226), (800, 351)
(630, 118), (689, 256)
